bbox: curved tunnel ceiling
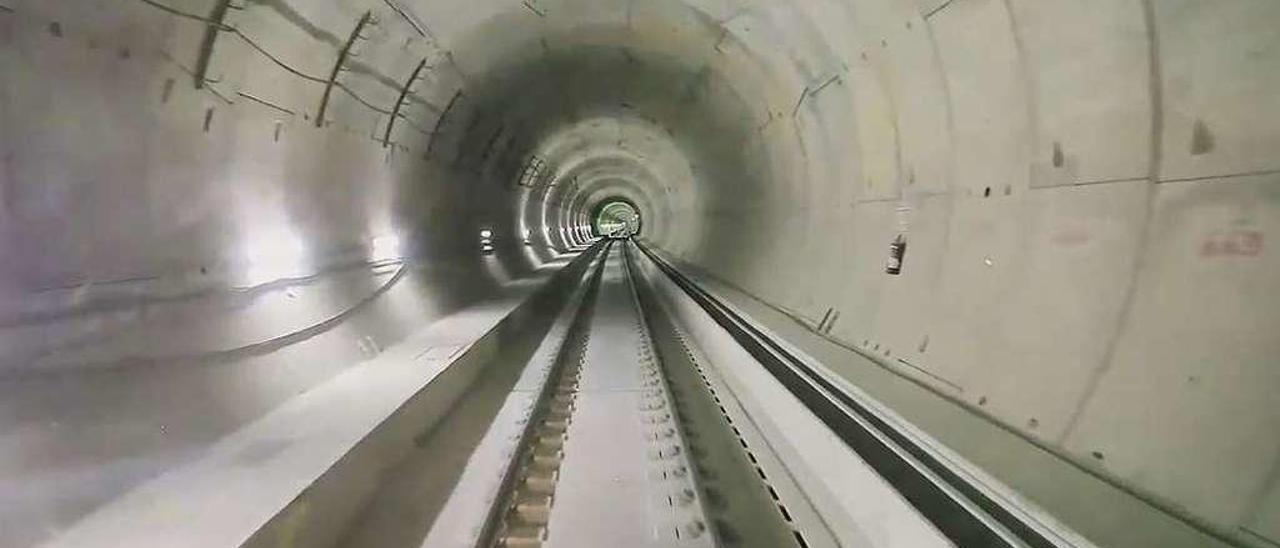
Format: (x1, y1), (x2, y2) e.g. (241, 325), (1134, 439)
(2, 0), (1279, 547)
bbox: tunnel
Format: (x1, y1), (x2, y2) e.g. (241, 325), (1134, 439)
(592, 199), (641, 237)
(1, 1), (1278, 547)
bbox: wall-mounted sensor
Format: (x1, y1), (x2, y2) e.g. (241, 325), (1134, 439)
(886, 234), (907, 275)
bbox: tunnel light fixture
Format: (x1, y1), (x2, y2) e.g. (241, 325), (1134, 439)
(244, 262), (307, 287)
(885, 235), (906, 275)
(241, 228), (309, 286)
(480, 228), (495, 254)
(370, 234), (402, 261)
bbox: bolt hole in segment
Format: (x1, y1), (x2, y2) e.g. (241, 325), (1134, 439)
(484, 241), (819, 547)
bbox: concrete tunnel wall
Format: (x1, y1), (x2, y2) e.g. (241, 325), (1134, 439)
(0, 0), (1277, 547)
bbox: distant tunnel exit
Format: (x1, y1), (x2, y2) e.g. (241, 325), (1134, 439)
(592, 199), (641, 238)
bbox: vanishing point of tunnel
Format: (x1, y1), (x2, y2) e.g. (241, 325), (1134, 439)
(1, 1), (1278, 547)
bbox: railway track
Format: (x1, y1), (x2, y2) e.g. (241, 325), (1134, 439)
(480, 241), (816, 547)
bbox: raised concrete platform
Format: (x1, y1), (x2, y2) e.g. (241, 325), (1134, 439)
(38, 253), (596, 548)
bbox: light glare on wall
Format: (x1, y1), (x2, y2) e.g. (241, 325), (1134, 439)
(371, 234), (402, 261)
(241, 227), (309, 286)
